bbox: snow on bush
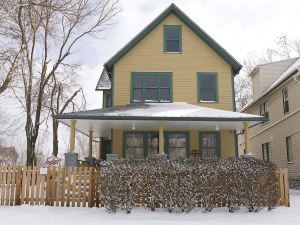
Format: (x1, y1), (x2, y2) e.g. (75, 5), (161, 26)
(97, 158), (278, 213)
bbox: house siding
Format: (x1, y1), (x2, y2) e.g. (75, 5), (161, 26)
(239, 78), (300, 178)
(113, 13), (233, 110)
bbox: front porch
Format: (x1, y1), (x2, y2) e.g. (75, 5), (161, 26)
(53, 102), (264, 165)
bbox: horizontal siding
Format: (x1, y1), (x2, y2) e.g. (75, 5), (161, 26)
(240, 78), (300, 177)
(114, 13), (233, 111)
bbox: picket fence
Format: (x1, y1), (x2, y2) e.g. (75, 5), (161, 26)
(0, 165), (289, 207)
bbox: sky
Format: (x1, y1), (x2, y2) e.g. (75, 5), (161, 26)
(80, 0), (300, 109)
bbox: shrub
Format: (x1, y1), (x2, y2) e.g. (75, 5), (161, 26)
(97, 158), (279, 213)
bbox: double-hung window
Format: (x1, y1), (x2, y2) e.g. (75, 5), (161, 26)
(259, 102), (269, 121)
(282, 89), (289, 114)
(286, 136), (293, 163)
(164, 25), (182, 53)
(197, 73), (218, 102)
(131, 72), (172, 103)
(262, 143), (270, 161)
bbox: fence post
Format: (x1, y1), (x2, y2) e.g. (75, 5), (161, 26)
(15, 167), (22, 205)
(88, 167), (95, 208)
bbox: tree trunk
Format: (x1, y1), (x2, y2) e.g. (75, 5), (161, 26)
(52, 120), (59, 156)
(26, 136), (36, 166)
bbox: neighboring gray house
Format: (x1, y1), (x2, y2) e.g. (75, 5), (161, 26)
(238, 57), (300, 188)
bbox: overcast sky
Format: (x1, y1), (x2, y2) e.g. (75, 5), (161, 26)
(80, 0), (300, 109)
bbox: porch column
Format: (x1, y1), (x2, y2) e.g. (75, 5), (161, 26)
(69, 120), (76, 152)
(88, 130), (93, 157)
(65, 119), (78, 167)
(243, 121), (250, 154)
(159, 122), (164, 154)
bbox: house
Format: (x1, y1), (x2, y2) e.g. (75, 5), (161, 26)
(238, 58), (300, 188)
(54, 4), (264, 164)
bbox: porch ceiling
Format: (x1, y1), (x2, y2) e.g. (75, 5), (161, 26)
(54, 102), (265, 137)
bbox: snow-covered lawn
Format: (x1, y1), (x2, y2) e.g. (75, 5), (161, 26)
(1, 190), (299, 225)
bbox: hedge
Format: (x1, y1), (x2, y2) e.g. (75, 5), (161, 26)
(97, 158), (279, 213)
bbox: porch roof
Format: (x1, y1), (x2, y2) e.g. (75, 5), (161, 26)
(53, 102), (265, 137)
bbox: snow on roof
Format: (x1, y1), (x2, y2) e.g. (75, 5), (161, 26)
(55, 102), (264, 121)
(241, 58), (300, 112)
(95, 68), (111, 90)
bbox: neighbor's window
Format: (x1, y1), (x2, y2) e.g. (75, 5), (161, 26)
(200, 132), (220, 158)
(164, 25), (181, 53)
(165, 133), (188, 159)
(262, 143), (270, 161)
(286, 136), (293, 163)
(131, 72), (172, 103)
(198, 73), (218, 102)
(282, 89), (289, 114)
(259, 102), (269, 121)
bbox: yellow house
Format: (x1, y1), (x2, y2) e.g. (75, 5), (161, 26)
(54, 4), (264, 164)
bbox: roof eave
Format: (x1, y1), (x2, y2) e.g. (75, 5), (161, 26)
(53, 114), (264, 122)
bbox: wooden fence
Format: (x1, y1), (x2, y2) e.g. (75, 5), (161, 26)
(0, 165), (99, 207)
(0, 165), (290, 207)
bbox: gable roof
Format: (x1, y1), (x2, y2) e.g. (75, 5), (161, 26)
(241, 58), (300, 112)
(104, 3), (242, 75)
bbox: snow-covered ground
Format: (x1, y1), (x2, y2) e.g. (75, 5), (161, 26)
(1, 190), (299, 225)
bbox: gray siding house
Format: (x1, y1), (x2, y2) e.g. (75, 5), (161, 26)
(238, 57), (300, 188)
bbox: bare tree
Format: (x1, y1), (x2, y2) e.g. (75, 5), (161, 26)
(235, 35), (300, 111)
(48, 72), (86, 156)
(1, 0), (120, 165)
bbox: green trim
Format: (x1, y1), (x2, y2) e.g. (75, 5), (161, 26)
(234, 130), (238, 157)
(231, 68), (236, 112)
(111, 66), (114, 106)
(199, 131), (221, 158)
(110, 129), (113, 154)
(164, 131), (190, 158)
(104, 3), (242, 74)
(130, 72), (173, 103)
(163, 25), (182, 53)
(197, 72), (218, 103)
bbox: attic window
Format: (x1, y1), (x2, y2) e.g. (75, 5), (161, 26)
(164, 25), (181, 53)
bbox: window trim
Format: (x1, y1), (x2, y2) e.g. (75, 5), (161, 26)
(199, 131), (221, 158)
(164, 131), (189, 158)
(286, 136), (293, 163)
(262, 142), (270, 162)
(282, 88), (289, 114)
(163, 25), (182, 53)
(130, 72), (173, 103)
(197, 72), (219, 103)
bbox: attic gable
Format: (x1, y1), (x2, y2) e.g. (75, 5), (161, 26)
(104, 3), (241, 75)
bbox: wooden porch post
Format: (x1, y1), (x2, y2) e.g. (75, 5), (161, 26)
(88, 130), (93, 157)
(159, 122), (164, 154)
(69, 120), (76, 152)
(243, 121), (250, 154)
